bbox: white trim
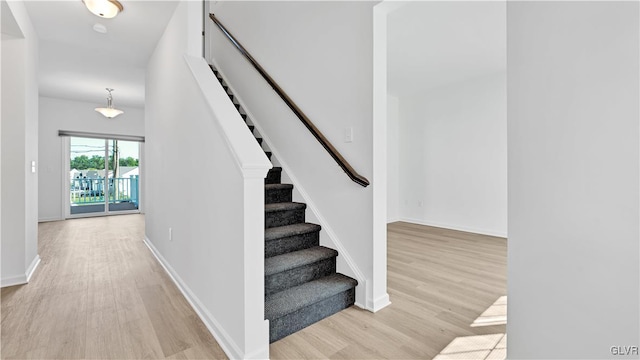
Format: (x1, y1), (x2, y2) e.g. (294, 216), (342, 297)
(63, 136), (70, 219)
(38, 216), (64, 223)
(212, 60), (370, 310)
(369, 293), (391, 313)
(244, 347), (269, 360)
(1, 255), (41, 288)
(25, 255), (41, 282)
(183, 54), (271, 179)
(57, 130), (145, 143)
(138, 142), (145, 214)
(371, 0), (393, 314)
(1, 274), (27, 288)
(66, 210), (141, 220)
(399, 217), (508, 238)
(143, 236), (245, 360)
(386, 217), (401, 224)
(241, 178), (271, 359)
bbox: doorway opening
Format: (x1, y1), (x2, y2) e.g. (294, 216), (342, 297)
(67, 136), (141, 217)
(373, 1), (508, 358)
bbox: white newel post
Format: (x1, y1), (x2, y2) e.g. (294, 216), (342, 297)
(242, 171), (270, 359)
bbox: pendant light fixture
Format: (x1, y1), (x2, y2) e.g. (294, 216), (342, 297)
(95, 88), (124, 118)
(82, 0), (123, 19)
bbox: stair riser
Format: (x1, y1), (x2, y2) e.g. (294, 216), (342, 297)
(265, 209), (305, 228)
(265, 231), (319, 258)
(268, 288), (355, 343)
(265, 188), (293, 204)
(265, 257), (336, 296)
(266, 169), (281, 184)
(212, 67), (356, 345)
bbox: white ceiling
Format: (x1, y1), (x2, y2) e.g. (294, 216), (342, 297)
(24, 0), (178, 108)
(387, 1), (506, 97)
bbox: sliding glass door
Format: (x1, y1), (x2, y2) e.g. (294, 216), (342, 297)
(108, 139), (140, 212)
(68, 136), (140, 217)
(70, 137), (107, 215)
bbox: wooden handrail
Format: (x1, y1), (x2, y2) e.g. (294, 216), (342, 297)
(209, 13), (370, 187)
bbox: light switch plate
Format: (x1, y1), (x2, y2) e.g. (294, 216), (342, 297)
(344, 127), (353, 143)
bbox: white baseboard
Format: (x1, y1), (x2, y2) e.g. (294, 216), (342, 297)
(142, 236), (247, 360)
(38, 216), (63, 223)
(1, 255), (41, 288)
(1, 274), (27, 288)
(399, 217), (507, 238)
(386, 217), (401, 224)
(369, 293), (391, 313)
(26, 255), (41, 282)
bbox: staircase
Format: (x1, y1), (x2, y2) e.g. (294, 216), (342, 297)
(210, 66), (358, 343)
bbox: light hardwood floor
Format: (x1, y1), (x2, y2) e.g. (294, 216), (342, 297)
(1, 215), (227, 359)
(1, 217), (506, 360)
(270, 221), (507, 359)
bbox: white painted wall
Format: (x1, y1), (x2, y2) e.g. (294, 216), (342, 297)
(386, 94), (399, 223)
(145, 2), (270, 358)
(1, 12), (3, 297)
(1, 33), (27, 286)
(210, 0), (389, 311)
(385, 1), (507, 237)
(396, 72), (507, 237)
(1, 0), (40, 288)
(507, 2), (639, 358)
(37, 96), (144, 221)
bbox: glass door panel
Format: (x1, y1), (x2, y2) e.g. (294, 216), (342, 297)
(108, 140), (140, 212)
(69, 137), (106, 215)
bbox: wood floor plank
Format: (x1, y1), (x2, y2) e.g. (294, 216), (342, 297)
(138, 284), (199, 357)
(118, 317), (165, 359)
(270, 221), (507, 359)
(0, 215), (227, 360)
(1, 217), (506, 360)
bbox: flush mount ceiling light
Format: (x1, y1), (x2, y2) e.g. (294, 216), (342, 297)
(95, 88), (124, 118)
(82, 0), (123, 19)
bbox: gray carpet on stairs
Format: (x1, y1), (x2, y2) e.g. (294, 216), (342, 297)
(265, 273), (358, 319)
(210, 66), (357, 343)
(265, 246), (337, 275)
(265, 223), (321, 241)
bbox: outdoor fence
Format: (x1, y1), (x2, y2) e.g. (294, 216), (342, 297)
(70, 175), (139, 206)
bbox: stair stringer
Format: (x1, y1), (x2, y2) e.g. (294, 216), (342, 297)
(211, 62), (368, 309)
(271, 157), (366, 308)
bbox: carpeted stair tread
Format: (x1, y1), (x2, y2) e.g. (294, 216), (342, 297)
(265, 202), (305, 213)
(265, 273), (357, 320)
(265, 223), (321, 241)
(265, 246), (337, 276)
(265, 167), (282, 184)
(210, 64), (357, 342)
(265, 183), (293, 191)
